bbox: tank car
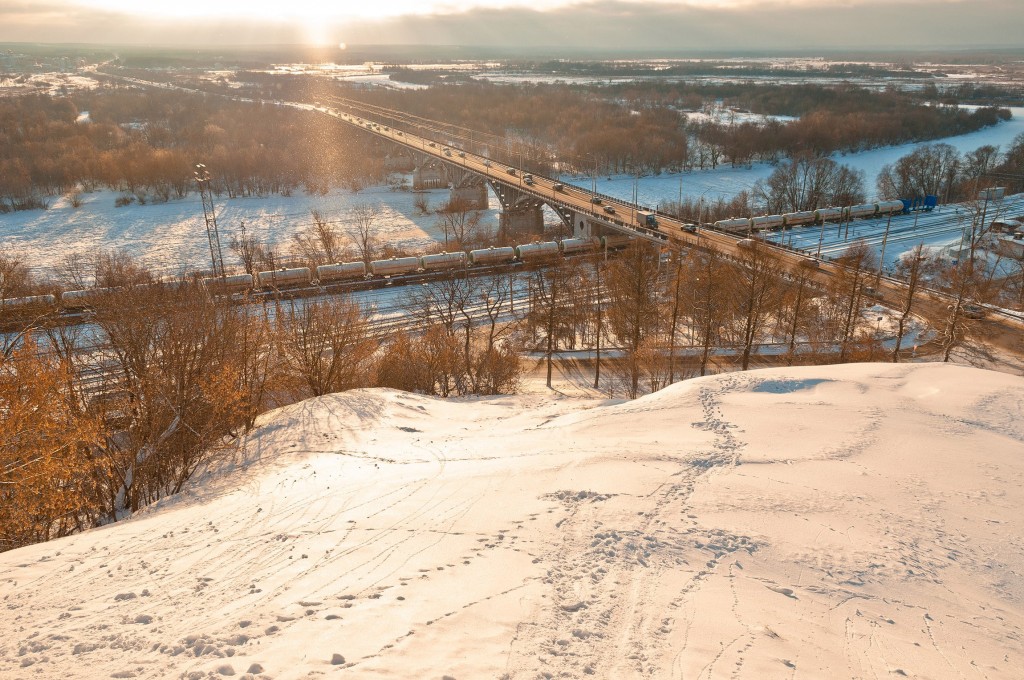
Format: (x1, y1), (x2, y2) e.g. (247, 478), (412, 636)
(370, 257), (420, 277)
(514, 242), (560, 262)
(202, 274), (254, 294)
(316, 262), (367, 283)
(257, 267), (312, 289)
(714, 218), (752, 234)
(813, 207), (844, 223)
(847, 204), (878, 219)
(782, 211), (815, 227)
(750, 215), (784, 231)
(468, 246), (516, 266)
(420, 251), (467, 272)
(63, 287), (120, 309)
(558, 237), (600, 255)
(875, 200), (906, 216)
(0, 294), (57, 316)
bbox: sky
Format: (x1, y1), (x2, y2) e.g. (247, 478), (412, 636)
(2, 0), (1023, 50)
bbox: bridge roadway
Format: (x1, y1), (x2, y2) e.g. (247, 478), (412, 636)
(310, 105), (689, 241)
(312, 103), (825, 264)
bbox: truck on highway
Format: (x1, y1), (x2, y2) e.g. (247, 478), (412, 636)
(637, 210), (657, 228)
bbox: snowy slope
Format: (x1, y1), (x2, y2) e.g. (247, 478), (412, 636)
(1, 363), (1023, 679)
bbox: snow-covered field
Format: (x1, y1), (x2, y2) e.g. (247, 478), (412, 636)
(1, 362), (1022, 678)
(2, 184), (500, 279)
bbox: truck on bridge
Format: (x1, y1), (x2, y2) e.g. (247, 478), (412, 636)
(637, 210), (657, 228)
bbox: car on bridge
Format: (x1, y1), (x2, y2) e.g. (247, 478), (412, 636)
(507, 167), (517, 175)
(591, 196), (602, 204)
(603, 205), (616, 214)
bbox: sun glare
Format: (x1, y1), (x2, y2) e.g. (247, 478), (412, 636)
(72, 0), (466, 22)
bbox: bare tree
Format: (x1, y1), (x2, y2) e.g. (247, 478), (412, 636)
(935, 254), (996, 363)
(435, 196), (483, 249)
(348, 203), (382, 266)
(292, 210), (346, 268)
(664, 248), (686, 384)
(590, 257), (605, 390)
(752, 155), (865, 213)
(891, 243), (927, 362)
(527, 258), (577, 389)
(91, 283), (249, 516)
(0, 254), (33, 299)
(413, 192), (431, 215)
(57, 253), (91, 291)
(781, 263), (818, 366)
(876, 143), (961, 201)
(0, 336), (103, 551)
(684, 248), (730, 377)
(605, 242), (662, 398)
(406, 273), (472, 338)
(728, 240), (782, 371)
(229, 224), (269, 276)
(275, 296), (377, 398)
(830, 240), (877, 363)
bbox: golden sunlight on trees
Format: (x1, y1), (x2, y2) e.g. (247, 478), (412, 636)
(0, 337), (104, 551)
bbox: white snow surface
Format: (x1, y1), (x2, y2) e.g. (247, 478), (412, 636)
(2, 362), (1023, 679)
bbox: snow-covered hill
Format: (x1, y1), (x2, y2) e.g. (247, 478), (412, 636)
(2, 363), (1023, 679)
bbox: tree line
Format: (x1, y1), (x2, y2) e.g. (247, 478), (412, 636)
(5, 73), (1010, 213)
(0, 89), (384, 213)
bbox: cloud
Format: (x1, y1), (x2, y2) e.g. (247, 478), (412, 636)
(340, 0), (1024, 50)
(0, 0), (1021, 49)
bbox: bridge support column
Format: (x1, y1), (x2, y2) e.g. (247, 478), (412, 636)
(500, 205), (544, 239)
(450, 184), (489, 210)
(413, 163), (446, 190)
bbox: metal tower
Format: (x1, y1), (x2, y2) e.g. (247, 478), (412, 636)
(194, 164), (225, 279)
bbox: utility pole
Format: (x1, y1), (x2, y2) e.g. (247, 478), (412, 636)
(195, 164), (225, 279)
(876, 212), (893, 284)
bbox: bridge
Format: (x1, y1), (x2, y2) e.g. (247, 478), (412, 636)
(305, 98), (696, 245)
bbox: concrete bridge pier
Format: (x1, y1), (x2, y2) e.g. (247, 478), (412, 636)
(412, 162), (446, 190)
(500, 205), (545, 239)
(487, 180), (545, 239)
(450, 184), (489, 210)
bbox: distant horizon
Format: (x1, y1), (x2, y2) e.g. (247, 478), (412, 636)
(5, 42), (1024, 60)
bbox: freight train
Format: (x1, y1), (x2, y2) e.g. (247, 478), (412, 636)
(712, 198), (933, 235)
(1, 235), (635, 318)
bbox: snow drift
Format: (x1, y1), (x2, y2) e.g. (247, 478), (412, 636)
(1, 363), (1022, 679)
